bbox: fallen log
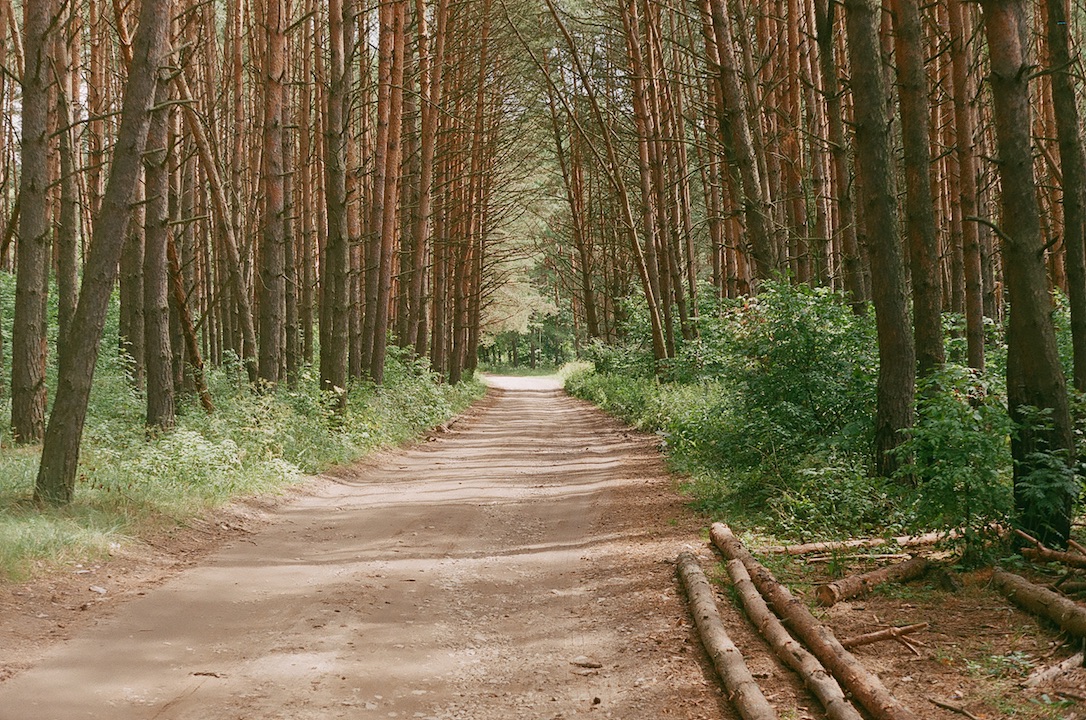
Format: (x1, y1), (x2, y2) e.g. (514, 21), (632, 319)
(711, 523), (920, 720)
(1023, 650), (1085, 687)
(676, 552), (779, 720)
(725, 559), (864, 720)
(761, 531), (946, 556)
(816, 556), (932, 607)
(992, 569), (1086, 639)
(1021, 546), (1086, 569)
(1055, 581), (1086, 595)
(840, 623), (929, 650)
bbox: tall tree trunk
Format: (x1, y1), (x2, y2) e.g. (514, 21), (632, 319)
(320, 0), (353, 410)
(948, 0), (985, 371)
(1044, 0), (1086, 392)
(173, 72), (258, 383)
(889, 0), (944, 376)
(980, 0), (1075, 547)
(844, 0), (915, 476)
(54, 14), (78, 358)
(258, 0), (286, 386)
(814, 0), (865, 311)
(35, 0), (172, 505)
(370, 0), (407, 384)
(119, 192), (145, 386)
(409, 0), (445, 358)
(144, 81), (175, 430)
(12, 0), (57, 444)
(705, 0), (779, 280)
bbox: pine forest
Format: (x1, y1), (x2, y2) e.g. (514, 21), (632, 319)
(8, 0), (1086, 715)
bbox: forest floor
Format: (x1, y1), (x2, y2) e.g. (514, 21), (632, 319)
(0, 376), (1083, 719)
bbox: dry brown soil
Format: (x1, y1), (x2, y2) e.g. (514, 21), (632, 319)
(1, 376), (1085, 720)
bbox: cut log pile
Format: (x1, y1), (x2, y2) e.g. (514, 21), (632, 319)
(677, 524), (929, 720)
(678, 521), (1086, 718)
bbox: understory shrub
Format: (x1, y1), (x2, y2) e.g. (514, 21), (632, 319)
(892, 365), (1013, 554)
(568, 282), (1057, 548)
(568, 282), (889, 537)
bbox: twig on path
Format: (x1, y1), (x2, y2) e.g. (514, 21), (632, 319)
(927, 697), (982, 720)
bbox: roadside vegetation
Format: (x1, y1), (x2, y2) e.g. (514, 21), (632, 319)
(0, 279), (483, 582)
(566, 282), (1080, 560)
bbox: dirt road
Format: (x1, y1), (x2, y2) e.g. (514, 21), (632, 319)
(0, 376), (729, 720)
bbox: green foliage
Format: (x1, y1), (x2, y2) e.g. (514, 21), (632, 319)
(1011, 404), (1081, 543)
(892, 365), (1013, 558)
(569, 282), (891, 537)
(569, 281), (1080, 550)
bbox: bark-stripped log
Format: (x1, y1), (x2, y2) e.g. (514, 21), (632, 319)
(676, 552), (779, 720)
(993, 569), (1086, 638)
(725, 559), (864, 720)
(762, 532), (946, 555)
(816, 556), (931, 606)
(711, 524), (920, 720)
(1024, 651), (1085, 687)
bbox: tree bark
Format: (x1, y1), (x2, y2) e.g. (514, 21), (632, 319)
(320, 0), (353, 410)
(54, 16), (79, 359)
(12, 0), (57, 444)
(889, 0), (944, 376)
(35, 0), (172, 505)
(993, 569), (1086, 639)
(947, 0), (985, 371)
(726, 559), (865, 720)
(173, 72), (258, 384)
(370, 0), (407, 384)
(676, 552), (780, 720)
(814, 0), (865, 310)
(844, 0), (914, 476)
(1043, 0), (1086, 392)
(143, 81), (175, 430)
(705, 0), (778, 280)
(980, 0), (1075, 547)
(258, 0), (287, 387)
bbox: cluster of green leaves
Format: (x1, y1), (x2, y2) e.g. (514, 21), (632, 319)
(567, 281), (1021, 546)
(892, 366), (1013, 556)
(0, 338), (483, 581)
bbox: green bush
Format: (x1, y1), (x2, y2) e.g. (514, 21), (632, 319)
(568, 282), (889, 538)
(892, 365), (1013, 556)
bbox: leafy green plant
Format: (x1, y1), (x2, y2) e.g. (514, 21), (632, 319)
(892, 365), (1013, 559)
(1011, 404), (1081, 544)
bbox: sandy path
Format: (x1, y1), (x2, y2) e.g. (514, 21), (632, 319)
(0, 377), (728, 720)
